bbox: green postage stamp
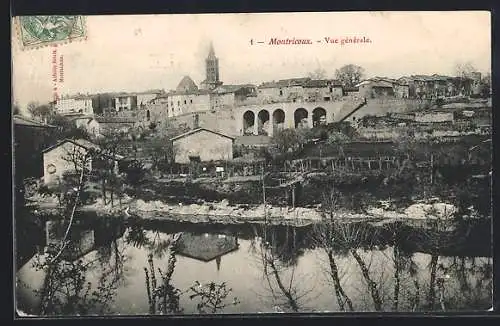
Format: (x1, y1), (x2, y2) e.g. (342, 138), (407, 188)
(16, 15), (87, 50)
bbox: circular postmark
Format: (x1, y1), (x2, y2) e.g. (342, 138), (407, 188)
(20, 16), (79, 43)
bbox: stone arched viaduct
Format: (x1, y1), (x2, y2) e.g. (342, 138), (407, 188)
(235, 100), (352, 136)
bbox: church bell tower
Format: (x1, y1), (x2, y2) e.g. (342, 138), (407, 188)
(201, 42), (223, 90)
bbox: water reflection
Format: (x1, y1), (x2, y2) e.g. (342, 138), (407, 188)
(17, 218), (126, 315)
(176, 233), (239, 270)
(16, 216), (492, 315)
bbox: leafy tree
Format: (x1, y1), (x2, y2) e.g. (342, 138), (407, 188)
(480, 72), (491, 97)
(327, 131), (350, 158)
(393, 130), (418, 160)
(149, 122), (158, 131)
(27, 101), (54, 122)
(188, 281), (239, 314)
(145, 136), (178, 174)
(48, 114), (92, 140)
(122, 160), (147, 190)
(13, 103), (21, 115)
(335, 64), (365, 88)
(271, 128), (307, 156)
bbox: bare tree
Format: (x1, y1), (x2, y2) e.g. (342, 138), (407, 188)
(251, 222), (314, 313)
(308, 68), (327, 80)
(312, 188), (354, 311)
(94, 130), (127, 207)
(313, 187), (384, 311)
(454, 62), (477, 95)
(454, 61), (476, 79)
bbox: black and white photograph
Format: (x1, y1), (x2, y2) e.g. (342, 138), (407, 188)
(12, 11), (493, 316)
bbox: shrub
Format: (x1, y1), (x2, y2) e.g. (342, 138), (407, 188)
(122, 160), (147, 187)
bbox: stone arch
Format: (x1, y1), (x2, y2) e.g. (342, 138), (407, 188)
(272, 109), (285, 134)
(312, 107), (326, 127)
(257, 109), (270, 135)
(243, 110), (255, 135)
(294, 108), (309, 129)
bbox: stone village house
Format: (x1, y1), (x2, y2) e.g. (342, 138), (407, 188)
(54, 95), (94, 115)
(42, 138), (124, 185)
(171, 128), (234, 165)
(355, 78), (395, 99)
(74, 116), (137, 138)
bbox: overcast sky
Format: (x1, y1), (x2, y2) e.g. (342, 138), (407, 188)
(12, 11), (491, 111)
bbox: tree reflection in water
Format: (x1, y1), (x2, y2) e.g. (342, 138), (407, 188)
(311, 187), (492, 312)
(144, 239), (183, 314)
(19, 212), (491, 315)
(26, 219), (126, 315)
(126, 222), (239, 315)
(250, 220), (317, 313)
(125, 222), (175, 259)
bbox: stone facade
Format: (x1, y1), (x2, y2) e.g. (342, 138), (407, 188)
(42, 139), (120, 185)
(43, 140), (93, 185)
(55, 96), (94, 115)
(172, 128), (234, 164)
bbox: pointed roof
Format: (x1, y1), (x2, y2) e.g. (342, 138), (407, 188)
(176, 233), (239, 262)
(13, 115), (56, 128)
(176, 76), (199, 93)
(42, 138), (100, 153)
(41, 138), (125, 160)
(170, 127), (235, 142)
(207, 41), (216, 59)
(216, 256), (221, 271)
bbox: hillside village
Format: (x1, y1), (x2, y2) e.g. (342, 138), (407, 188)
(14, 41), (492, 223)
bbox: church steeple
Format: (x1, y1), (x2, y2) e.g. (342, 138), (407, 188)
(202, 41), (223, 90)
(208, 41), (216, 59)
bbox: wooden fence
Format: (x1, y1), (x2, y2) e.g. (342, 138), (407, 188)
(288, 156), (402, 173)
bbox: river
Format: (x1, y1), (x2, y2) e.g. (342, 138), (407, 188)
(15, 214), (492, 315)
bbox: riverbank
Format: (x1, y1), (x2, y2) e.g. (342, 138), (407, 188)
(27, 193), (480, 229)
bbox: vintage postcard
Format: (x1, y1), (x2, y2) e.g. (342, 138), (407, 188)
(12, 12), (492, 316)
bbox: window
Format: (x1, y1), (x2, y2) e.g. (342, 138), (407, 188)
(190, 99), (193, 103)
(177, 101), (180, 106)
(184, 100), (187, 104)
(47, 164), (56, 174)
(279, 89), (283, 96)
